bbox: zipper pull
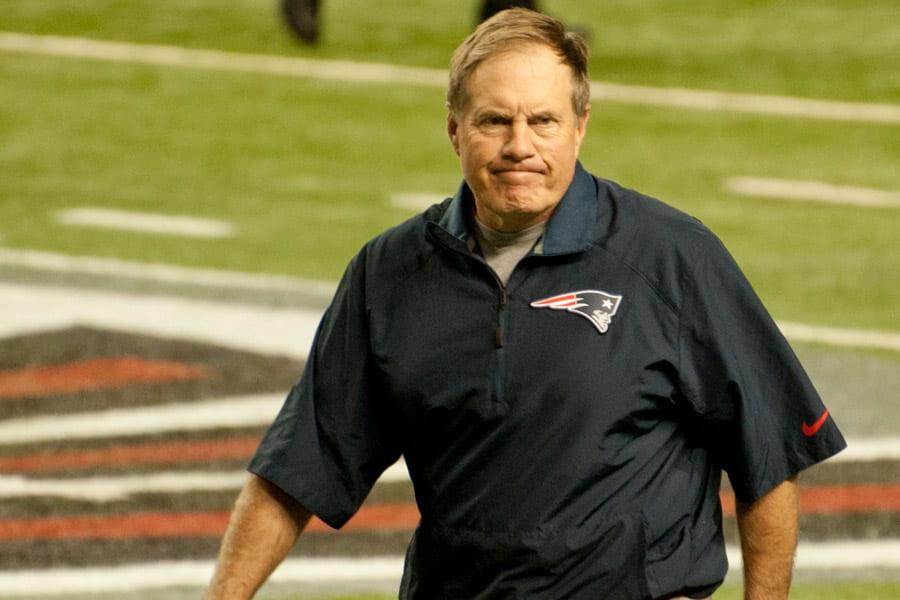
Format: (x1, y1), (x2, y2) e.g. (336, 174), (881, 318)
(494, 326), (505, 348)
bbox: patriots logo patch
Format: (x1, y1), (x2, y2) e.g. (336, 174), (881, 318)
(530, 290), (623, 334)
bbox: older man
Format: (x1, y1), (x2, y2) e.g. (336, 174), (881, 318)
(206, 9), (844, 599)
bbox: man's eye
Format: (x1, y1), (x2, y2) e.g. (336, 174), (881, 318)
(532, 116), (555, 126)
(485, 116), (507, 126)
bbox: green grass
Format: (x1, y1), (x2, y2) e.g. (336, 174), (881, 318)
(0, 0), (898, 332)
(0, 1), (896, 591)
(291, 581), (900, 599)
(1, 0), (897, 102)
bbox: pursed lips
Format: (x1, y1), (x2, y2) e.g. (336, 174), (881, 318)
(491, 167), (547, 181)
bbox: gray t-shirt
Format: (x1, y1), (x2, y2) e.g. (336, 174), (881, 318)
(472, 218), (546, 286)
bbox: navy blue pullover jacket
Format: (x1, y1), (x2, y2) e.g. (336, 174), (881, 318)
(250, 163), (845, 599)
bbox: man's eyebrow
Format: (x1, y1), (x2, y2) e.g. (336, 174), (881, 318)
(472, 108), (511, 119)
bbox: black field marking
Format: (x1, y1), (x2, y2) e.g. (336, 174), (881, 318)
(0, 326), (302, 418)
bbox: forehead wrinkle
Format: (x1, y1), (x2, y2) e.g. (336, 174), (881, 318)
(463, 46), (573, 117)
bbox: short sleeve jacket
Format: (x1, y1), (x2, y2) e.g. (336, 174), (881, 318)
(250, 163), (846, 600)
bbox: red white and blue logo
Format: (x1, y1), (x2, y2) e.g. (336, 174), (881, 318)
(530, 290), (623, 334)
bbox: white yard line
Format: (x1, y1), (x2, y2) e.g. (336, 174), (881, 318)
(1, 32), (898, 124)
(389, 192), (447, 212)
(778, 321), (900, 353)
(0, 31), (447, 87)
(725, 177), (900, 208)
(0, 247), (336, 297)
(2, 540), (899, 595)
(0, 281), (323, 359)
(589, 81), (900, 125)
(55, 207), (235, 238)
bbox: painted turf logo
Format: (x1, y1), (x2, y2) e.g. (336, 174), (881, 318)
(530, 290), (623, 334)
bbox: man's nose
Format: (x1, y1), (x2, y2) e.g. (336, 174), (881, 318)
(502, 119), (536, 160)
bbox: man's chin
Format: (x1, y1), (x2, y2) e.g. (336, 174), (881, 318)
(493, 183), (542, 205)
(482, 196), (556, 228)
(499, 195), (542, 215)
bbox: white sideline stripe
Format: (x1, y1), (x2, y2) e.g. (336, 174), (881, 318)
(389, 192), (447, 212)
(0, 472), (249, 502)
(727, 540), (900, 571)
(55, 207), (235, 238)
(3, 541), (900, 595)
(0, 247), (336, 296)
(834, 438), (900, 463)
(0, 282), (323, 360)
(1, 32), (898, 124)
(778, 321), (900, 353)
(0, 394), (284, 446)
(0, 557), (405, 596)
(725, 177), (900, 208)
(381, 459), (412, 483)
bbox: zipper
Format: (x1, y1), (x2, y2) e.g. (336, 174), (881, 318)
(482, 264), (507, 404)
(494, 280), (507, 348)
(426, 224), (511, 403)
(427, 225), (509, 402)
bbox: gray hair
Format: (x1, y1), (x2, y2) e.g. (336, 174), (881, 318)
(447, 8), (591, 117)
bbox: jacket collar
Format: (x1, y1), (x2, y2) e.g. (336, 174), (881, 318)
(434, 161), (598, 257)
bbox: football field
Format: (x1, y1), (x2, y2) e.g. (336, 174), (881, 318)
(0, 1), (898, 598)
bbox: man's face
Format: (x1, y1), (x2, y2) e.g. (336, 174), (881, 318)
(448, 43), (589, 232)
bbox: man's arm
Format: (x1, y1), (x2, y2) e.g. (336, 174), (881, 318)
(204, 473), (313, 600)
(735, 475), (799, 600)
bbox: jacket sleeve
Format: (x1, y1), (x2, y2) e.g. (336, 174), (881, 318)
(249, 246), (402, 528)
(678, 230), (846, 502)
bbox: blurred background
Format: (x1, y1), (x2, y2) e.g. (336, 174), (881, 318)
(0, 1), (897, 598)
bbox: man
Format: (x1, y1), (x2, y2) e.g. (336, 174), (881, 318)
(280, 0), (319, 44)
(207, 9), (845, 599)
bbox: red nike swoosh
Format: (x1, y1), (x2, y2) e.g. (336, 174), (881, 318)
(802, 409), (830, 437)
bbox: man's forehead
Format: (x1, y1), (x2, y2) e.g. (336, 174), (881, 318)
(469, 43), (568, 78)
(463, 46), (574, 109)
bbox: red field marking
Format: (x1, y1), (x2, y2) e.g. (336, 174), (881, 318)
(720, 483), (900, 516)
(0, 503), (421, 541)
(0, 436), (261, 473)
(0, 356), (209, 399)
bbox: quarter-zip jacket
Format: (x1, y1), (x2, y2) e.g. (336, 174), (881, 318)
(251, 162), (845, 599)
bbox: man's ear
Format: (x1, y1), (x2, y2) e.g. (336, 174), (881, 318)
(574, 105), (590, 155)
(447, 110), (461, 156)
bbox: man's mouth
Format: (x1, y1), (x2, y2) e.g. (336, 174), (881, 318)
(492, 168), (545, 180)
